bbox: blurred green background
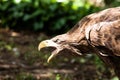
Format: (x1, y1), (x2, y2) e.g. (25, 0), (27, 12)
(0, 0), (120, 80)
(0, 0), (119, 35)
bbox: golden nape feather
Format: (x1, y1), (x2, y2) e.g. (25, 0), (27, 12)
(38, 7), (120, 79)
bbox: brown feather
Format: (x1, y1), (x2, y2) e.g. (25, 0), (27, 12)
(39, 7), (120, 79)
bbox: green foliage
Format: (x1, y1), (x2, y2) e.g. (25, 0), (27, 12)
(16, 73), (36, 80)
(0, 41), (14, 51)
(110, 0), (120, 7)
(111, 76), (119, 80)
(56, 74), (61, 80)
(0, 0), (101, 35)
(93, 55), (105, 71)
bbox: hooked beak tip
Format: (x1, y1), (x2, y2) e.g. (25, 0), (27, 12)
(38, 40), (59, 51)
(38, 40), (49, 51)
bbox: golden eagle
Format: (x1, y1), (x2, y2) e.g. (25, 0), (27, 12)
(38, 7), (120, 79)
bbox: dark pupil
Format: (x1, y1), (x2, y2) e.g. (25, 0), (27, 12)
(54, 39), (59, 43)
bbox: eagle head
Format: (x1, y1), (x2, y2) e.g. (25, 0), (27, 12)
(38, 34), (82, 63)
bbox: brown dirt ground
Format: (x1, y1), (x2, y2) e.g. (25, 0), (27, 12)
(0, 28), (117, 80)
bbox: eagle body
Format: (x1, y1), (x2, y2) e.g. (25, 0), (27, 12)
(38, 7), (120, 79)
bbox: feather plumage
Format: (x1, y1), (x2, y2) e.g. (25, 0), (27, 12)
(38, 7), (120, 79)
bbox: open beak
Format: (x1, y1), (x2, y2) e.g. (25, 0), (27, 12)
(38, 40), (59, 51)
(38, 40), (61, 63)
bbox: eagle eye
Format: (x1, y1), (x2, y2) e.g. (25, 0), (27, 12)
(54, 39), (65, 43)
(54, 39), (59, 43)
